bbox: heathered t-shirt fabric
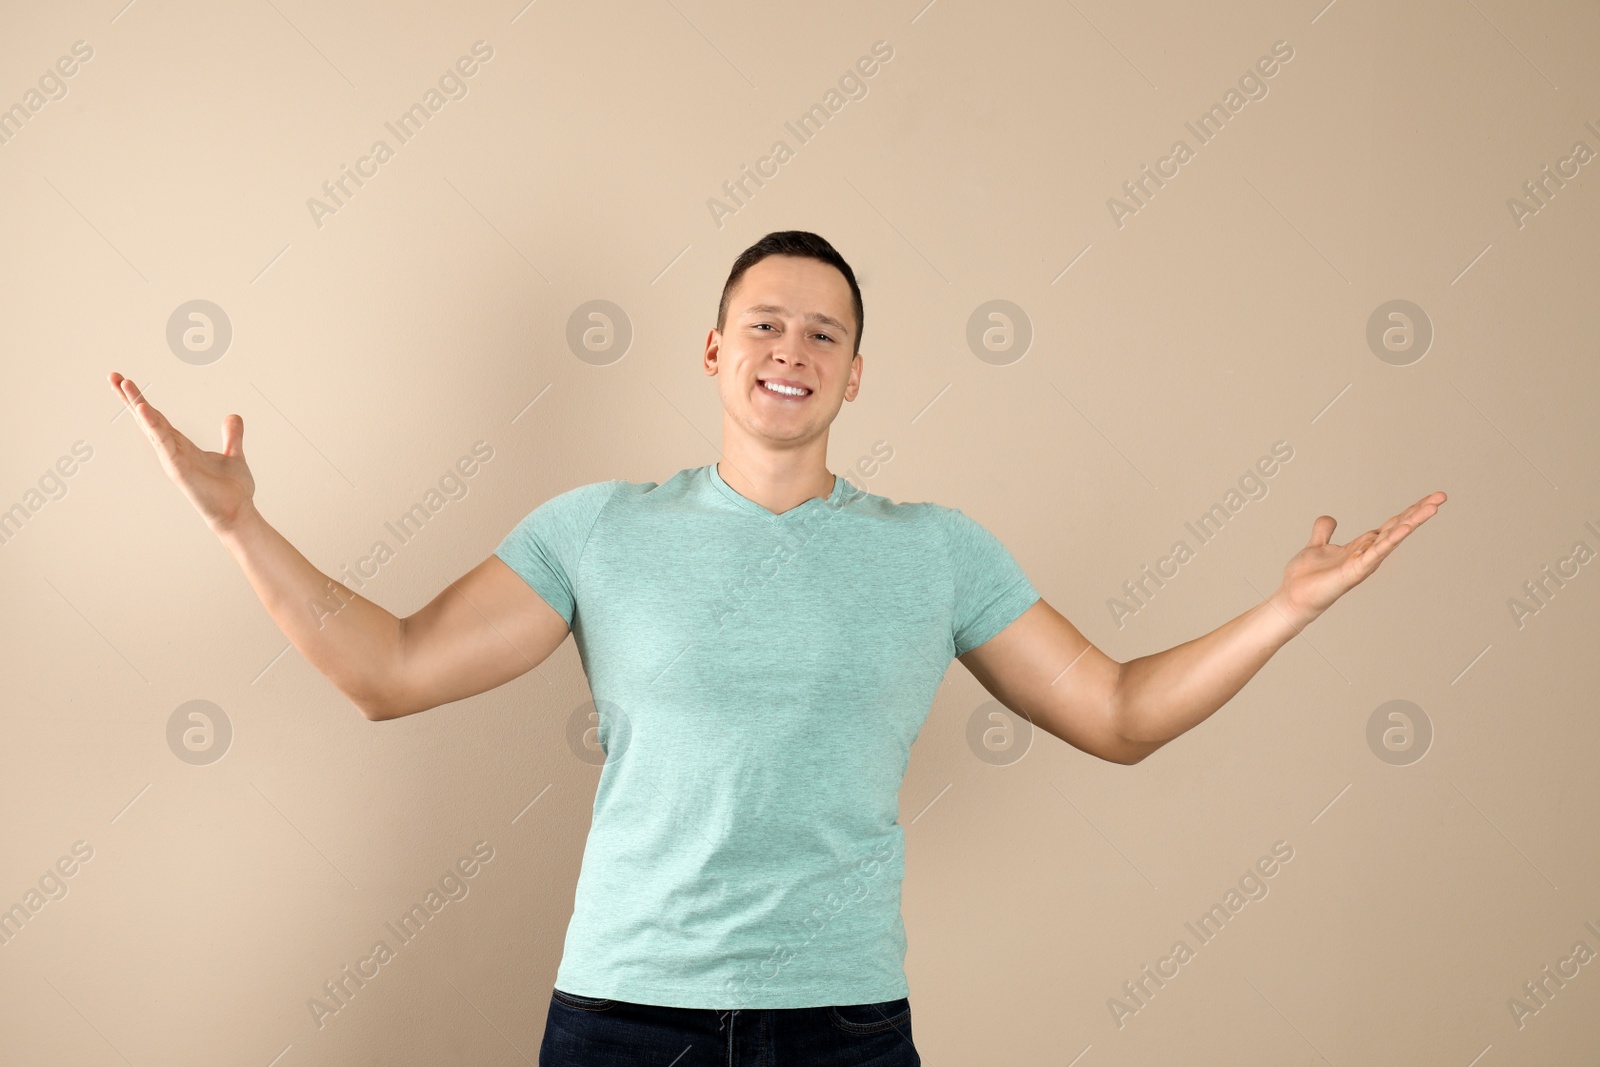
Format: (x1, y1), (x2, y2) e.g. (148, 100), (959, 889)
(493, 463), (1040, 1010)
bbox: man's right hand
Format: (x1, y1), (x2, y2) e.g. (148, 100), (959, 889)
(108, 371), (257, 535)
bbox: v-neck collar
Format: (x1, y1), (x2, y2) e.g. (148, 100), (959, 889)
(707, 462), (847, 519)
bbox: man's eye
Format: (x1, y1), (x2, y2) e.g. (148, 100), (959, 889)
(750, 322), (832, 342)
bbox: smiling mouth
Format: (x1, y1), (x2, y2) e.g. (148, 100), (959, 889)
(758, 379), (812, 399)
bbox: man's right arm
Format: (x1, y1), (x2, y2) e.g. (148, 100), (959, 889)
(218, 505), (570, 721)
(109, 370), (568, 722)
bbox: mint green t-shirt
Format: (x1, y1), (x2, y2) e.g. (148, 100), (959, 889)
(493, 463), (1039, 1009)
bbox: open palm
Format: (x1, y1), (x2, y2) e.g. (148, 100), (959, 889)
(1277, 491), (1447, 621)
(109, 371), (257, 534)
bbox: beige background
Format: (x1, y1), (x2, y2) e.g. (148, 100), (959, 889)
(2, 0), (1597, 1063)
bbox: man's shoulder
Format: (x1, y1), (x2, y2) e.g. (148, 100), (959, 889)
(555, 467), (704, 523)
(606, 466), (693, 501)
(840, 479), (950, 522)
(555, 466), (689, 501)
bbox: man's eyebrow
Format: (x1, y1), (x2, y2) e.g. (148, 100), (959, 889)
(739, 303), (852, 337)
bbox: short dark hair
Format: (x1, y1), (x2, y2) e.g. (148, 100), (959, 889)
(716, 231), (863, 357)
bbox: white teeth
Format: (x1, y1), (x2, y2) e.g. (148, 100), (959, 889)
(762, 380), (808, 397)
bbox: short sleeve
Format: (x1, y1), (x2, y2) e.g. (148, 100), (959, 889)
(493, 480), (622, 625)
(939, 505), (1041, 656)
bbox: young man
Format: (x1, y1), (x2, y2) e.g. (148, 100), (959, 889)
(109, 230), (1444, 1065)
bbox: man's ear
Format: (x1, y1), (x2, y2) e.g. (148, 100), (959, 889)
(702, 327), (721, 376)
(844, 349), (863, 401)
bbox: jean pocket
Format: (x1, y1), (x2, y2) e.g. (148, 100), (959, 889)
(827, 996), (911, 1035)
(552, 987), (616, 1012)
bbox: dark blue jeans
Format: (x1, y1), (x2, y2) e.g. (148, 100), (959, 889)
(538, 986), (922, 1065)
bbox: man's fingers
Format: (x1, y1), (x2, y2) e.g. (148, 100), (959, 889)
(1375, 511), (1408, 540)
(114, 373), (146, 409)
(1356, 517), (1418, 567)
(1307, 492), (1443, 576)
(1373, 493), (1443, 543)
(114, 376), (160, 435)
(1379, 501), (1422, 537)
(119, 384), (193, 465)
(1367, 523), (1412, 564)
(113, 376), (226, 477)
(1388, 498), (1438, 538)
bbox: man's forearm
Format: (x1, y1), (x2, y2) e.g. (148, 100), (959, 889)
(216, 503), (403, 717)
(1110, 590), (1318, 746)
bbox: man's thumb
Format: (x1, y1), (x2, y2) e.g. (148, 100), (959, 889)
(221, 413), (245, 457)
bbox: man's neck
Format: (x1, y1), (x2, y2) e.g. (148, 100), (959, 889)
(715, 449), (834, 516)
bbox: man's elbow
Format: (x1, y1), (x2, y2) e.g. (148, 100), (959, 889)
(356, 696), (392, 722)
(1111, 736), (1166, 765)
(1105, 717), (1163, 765)
(1105, 675), (1160, 765)
(360, 686), (439, 721)
(354, 684), (409, 722)
(1103, 744), (1143, 766)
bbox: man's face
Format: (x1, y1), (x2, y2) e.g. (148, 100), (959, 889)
(704, 254), (862, 450)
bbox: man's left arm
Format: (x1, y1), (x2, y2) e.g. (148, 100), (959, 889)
(959, 491), (1447, 765)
